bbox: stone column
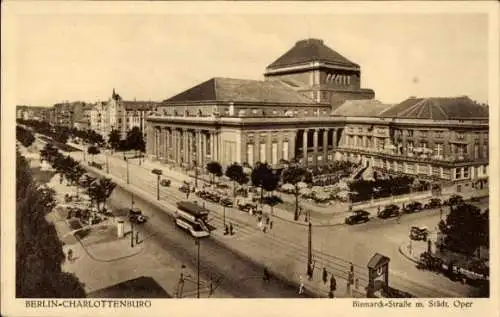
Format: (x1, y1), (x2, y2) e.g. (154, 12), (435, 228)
(253, 140), (259, 166)
(267, 132), (272, 165)
(196, 130), (202, 165)
(323, 128), (328, 164)
(162, 128), (168, 162)
(173, 129), (178, 163)
(303, 129), (309, 166)
(277, 132), (284, 162)
(332, 129), (337, 149)
(313, 128), (319, 165)
(210, 131), (215, 162)
(289, 131), (296, 161)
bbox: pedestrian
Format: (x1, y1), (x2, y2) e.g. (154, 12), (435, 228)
(355, 277), (359, 290)
(307, 263), (313, 280)
(270, 221), (273, 230)
(263, 225), (267, 233)
(298, 275), (305, 295)
(266, 216), (270, 225)
(329, 274), (336, 298)
(322, 267), (328, 284)
(224, 224), (229, 235)
(350, 262), (354, 273)
(176, 265), (186, 298)
(263, 267), (270, 282)
(186, 190), (190, 199)
(229, 223), (234, 235)
(67, 248), (73, 262)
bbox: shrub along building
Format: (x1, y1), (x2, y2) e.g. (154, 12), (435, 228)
(145, 38), (489, 194)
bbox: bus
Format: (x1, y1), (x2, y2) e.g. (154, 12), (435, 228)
(175, 201), (210, 238)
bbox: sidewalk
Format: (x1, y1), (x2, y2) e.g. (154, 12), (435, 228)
(26, 144), (229, 298)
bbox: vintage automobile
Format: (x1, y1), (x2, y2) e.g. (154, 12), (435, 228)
(404, 201), (423, 213)
(377, 204), (400, 219)
(410, 226), (429, 241)
(345, 210), (370, 225)
(424, 198), (442, 209)
(160, 179), (171, 187)
(128, 208), (147, 224)
(178, 181), (191, 194)
(444, 194), (464, 206)
(220, 196), (234, 207)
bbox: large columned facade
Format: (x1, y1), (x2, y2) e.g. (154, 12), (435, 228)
(147, 124), (220, 169)
(294, 128), (340, 166)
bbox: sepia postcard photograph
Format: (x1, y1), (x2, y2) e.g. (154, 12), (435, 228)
(1, 1), (499, 317)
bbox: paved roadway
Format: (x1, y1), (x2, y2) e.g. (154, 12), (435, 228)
(86, 170), (312, 298)
(70, 148), (487, 297)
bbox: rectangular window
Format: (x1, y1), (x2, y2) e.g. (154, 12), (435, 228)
(282, 141), (289, 160)
(421, 142), (427, 149)
(435, 143), (442, 157)
(455, 168), (461, 180)
(463, 167), (469, 178)
(408, 141), (414, 152)
(260, 143), (266, 163)
(407, 130), (414, 137)
(247, 144), (254, 166)
(474, 144), (479, 158)
(482, 145), (488, 157)
(420, 130), (427, 138)
(272, 143), (278, 165)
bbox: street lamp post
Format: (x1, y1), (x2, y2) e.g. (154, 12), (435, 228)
(195, 238), (201, 298)
(105, 150), (109, 174)
(308, 221), (312, 268)
(223, 205), (226, 227)
(193, 160), (198, 188)
(125, 158), (130, 184)
(152, 169), (163, 201)
(130, 221), (134, 248)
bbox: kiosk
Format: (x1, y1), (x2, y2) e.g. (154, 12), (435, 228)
(366, 253), (390, 298)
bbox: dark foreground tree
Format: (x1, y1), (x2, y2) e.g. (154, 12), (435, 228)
(16, 151), (86, 297)
(126, 127), (145, 157)
(251, 162), (277, 202)
(438, 203), (488, 256)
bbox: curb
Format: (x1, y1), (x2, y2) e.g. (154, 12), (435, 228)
(398, 242), (421, 265)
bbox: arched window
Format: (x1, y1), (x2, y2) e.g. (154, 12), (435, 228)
(326, 73), (331, 82)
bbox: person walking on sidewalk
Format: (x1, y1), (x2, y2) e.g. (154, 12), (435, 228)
(229, 223), (234, 235)
(176, 265), (187, 298)
(263, 267), (270, 282)
(322, 267), (328, 284)
(67, 248), (74, 262)
(270, 220), (273, 230)
(329, 274), (337, 298)
(298, 275), (305, 295)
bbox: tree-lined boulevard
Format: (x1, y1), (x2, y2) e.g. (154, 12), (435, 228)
(16, 124), (489, 298)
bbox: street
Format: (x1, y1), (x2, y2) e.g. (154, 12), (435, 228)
(74, 148), (487, 298)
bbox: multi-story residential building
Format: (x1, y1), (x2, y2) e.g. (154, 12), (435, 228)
(145, 38), (489, 194)
(16, 105), (52, 121)
(107, 89), (159, 139)
(51, 101), (86, 128)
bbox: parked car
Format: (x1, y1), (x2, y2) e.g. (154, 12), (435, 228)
(345, 210), (370, 225)
(404, 201), (423, 213)
(444, 194), (464, 206)
(424, 198), (442, 209)
(179, 182), (191, 193)
(410, 226), (429, 241)
(220, 196), (234, 207)
(378, 204), (400, 219)
(128, 208), (147, 224)
(160, 179), (171, 187)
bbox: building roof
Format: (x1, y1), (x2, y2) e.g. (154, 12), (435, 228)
(164, 77), (317, 104)
(367, 253), (390, 269)
(331, 99), (393, 117)
(266, 38), (359, 70)
(123, 101), (159, 111)
(379, 96), (489, 120)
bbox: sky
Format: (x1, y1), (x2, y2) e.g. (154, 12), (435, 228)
(11, 6), (490, 107)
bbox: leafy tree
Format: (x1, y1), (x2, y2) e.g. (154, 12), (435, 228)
(16, 151), (86, 297)
(281, 164), (310, 221)
(53, 127), (69, 144)
(206, 161), (223, 184)
(225, 163), (246, 196)
(40, 143), (59, 163)
(125, 127), (145, 157)
(87, 177), (116, 211)
(67, 165), (85, 186)
(87, 145), (100, 163)
(438, 203), (486, 256)
(108, 129), (121, 151)
(251, 162), (277, 202)
(16, 126), (36, 147)
(79, 174), (97, 189)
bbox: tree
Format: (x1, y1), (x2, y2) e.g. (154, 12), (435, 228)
(40, 143), (59, 163)
(79, 174), (97, 189)
(438, 203), (486, 256)
(87, 177), (116, 211)
(225, 163), (246, 196)
(282, 164), (310, 221)
(206, 161), (223, 184)
(251, 162), (276, 202)
(126, 127), (145, 157)
(16, 126), (36, 147)
(108, 129), (121, 151)
(16, 151), (86, 297)
(87, 145), (100, 163)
